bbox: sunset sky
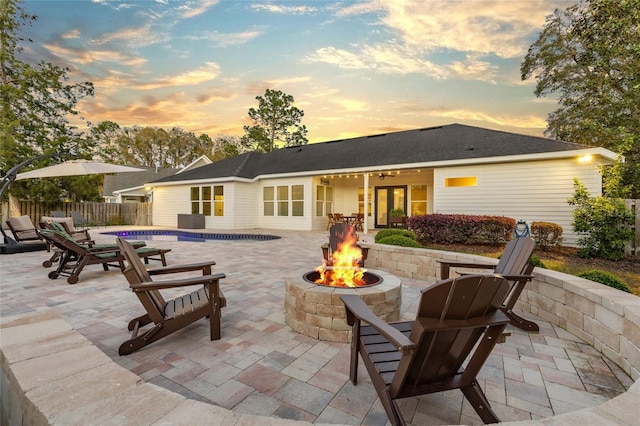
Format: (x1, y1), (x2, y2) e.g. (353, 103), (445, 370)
(22, 0), (576, 143)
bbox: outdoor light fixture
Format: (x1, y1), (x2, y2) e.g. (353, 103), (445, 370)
(578, 154), (593, 163)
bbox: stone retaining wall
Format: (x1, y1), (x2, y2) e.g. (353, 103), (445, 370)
(2, 243), (639, 425)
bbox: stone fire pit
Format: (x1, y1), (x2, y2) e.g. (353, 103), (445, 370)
(284, 269), (401, 342)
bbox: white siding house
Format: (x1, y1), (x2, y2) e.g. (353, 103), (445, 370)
(147, 124), (617, 245)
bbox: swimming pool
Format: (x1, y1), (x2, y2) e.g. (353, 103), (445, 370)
(101, 230), (281, 242)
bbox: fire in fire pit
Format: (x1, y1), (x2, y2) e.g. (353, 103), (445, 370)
(314, 224), (372, 287)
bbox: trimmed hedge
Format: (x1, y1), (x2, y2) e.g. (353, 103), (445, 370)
(374, 228), (417, 243)
(577, 269), (632, 293)
(407, 214), (515, 245)
(377, 235), (422, 248)
(531, 221), (563, 251)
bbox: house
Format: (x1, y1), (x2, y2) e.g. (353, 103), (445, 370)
(103, 156), (212, 203)
(148, 124), (617, 245)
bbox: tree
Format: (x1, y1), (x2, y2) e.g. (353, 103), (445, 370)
(92, 122), (217, 168)
(1, 0), (96, 205)
(242, 89), (308, 152)
(521, 0), (640, 198)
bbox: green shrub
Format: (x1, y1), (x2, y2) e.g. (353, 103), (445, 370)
(529, 255), (546, 269)
(530, 221), (563, 251)
(375, 229), (417, 243)
(577, 269), (632, 293)
(377, 235), (422, 248)
(568, 179), (634, 260)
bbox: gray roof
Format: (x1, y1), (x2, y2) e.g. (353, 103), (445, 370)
(152, 124), (592, 184)
(103, 167), (179, 196)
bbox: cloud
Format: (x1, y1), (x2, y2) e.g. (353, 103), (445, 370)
(177, 0), (220, 18)
(138, 62), (222, 89)
(91, 24), (166, 49)
(43, 42), (147, 67)
(189, 30), (263, 47)
(251, 4), (318, 14)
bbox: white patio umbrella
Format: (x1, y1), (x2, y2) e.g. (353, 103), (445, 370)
(16, 159), (145, 180)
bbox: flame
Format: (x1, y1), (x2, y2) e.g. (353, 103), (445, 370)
(315, 226), (367, 287)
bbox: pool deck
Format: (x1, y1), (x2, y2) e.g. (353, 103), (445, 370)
(0, 227), (634, 425)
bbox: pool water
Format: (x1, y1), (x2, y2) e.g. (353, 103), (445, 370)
(101, 230), (280, 242)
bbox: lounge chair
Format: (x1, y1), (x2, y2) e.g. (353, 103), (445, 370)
(321, 222), (368, 267)
(71, 210), (90, 229)
(50, 210), (65, 217)
(437, 236), (538, 331)
(41, 216), (92, 244)
(341, 274), (512, 425)
(6, 215), (43, 243)
(116, 237), (227, 355)
(39, 229), (169, 284)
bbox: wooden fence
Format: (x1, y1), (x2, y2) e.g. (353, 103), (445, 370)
(4, 201), (152, 227)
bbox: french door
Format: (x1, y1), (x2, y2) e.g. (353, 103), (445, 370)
(375, 186), (406, 228)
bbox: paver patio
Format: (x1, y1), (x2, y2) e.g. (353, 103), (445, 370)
(0, 227), (633, 425)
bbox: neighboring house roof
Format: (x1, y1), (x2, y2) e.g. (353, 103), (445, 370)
(151, 124), (616, 184)
(178, 155), (213, 173)
(103, 167), (179, 197)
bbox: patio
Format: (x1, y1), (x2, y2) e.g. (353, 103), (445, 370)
(1, 227), (638, 425)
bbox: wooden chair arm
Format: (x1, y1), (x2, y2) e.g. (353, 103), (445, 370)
(436, 259), (496, 279)
(416, 310), (510, 332)
(130, 273), (226, 291)
(147, 261), (217, 276)
(498, 274), (535, 281)
(341, 295), (415, 353)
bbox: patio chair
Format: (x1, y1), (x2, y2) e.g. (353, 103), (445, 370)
(116, 237), (227, 355)
(321, 222), (368, 267)
(437, 236), (538, 331)
(41, 215), (92, 244)
(39, 229), (169, 284)
(341, 274), (512, 425)
(71, 210), (90, 229)
(326, 213), (338, 230)
(6, 215), (43, 243)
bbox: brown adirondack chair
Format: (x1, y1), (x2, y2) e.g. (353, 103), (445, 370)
(341, 274), (512, 425)
(321, 222), (368, 267)
(116, 237), (227, 355)
(437, 236), (538, 331)
(39, 229), (169, 284)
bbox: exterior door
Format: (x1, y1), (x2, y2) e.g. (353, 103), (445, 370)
(375, 186), (406, 228)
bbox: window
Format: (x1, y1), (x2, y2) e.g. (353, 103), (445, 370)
(213, 186), (224, 216)
(191, 186), (223, 216)
(277, 186), (288, 216)
(358, 187), (372, 215)
(410, 185), (427, 216)
(316, 185), (333, 216)
(445, 177), (477, 187)
(264, 187), (274, 216)
(292, 185), (304, 216)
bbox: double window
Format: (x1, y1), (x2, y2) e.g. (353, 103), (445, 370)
(191, 186), (224, 216)
(264, 185), (304, 216)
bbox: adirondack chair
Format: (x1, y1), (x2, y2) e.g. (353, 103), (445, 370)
(39, 229), (169, 284)
(116, 237), (227, 355)
(437, 237), (538, 331)
(321, 222), (368, 267)
(341, 274), (512, 425)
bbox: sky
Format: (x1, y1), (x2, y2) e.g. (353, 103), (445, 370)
(21, 0), (577, 143)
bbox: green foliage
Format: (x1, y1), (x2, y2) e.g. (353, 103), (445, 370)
(568, 179), (634, 260)
(1, 0), (96, 203)
(241, 89), (308, 152)
(375, 229), (417, 243)
(530, 221), (563, 251)
(91, 123), (216, 168)
(376, 235), (422, 248)
(520, 0), (640, 198)
(577, 269), (632, 293)
(529, 255), (546, 269)
(389, 208), (405, 218)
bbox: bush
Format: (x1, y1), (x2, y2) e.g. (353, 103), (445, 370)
(530, 221), (563, 251)
(577, 269), (632, 293)
(529, 255), (546, 269)
(568, 179), (634, 260)
(377, 235), (422, 248)
(375, 228), (417, 243)
(407, 214), (515, 245)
